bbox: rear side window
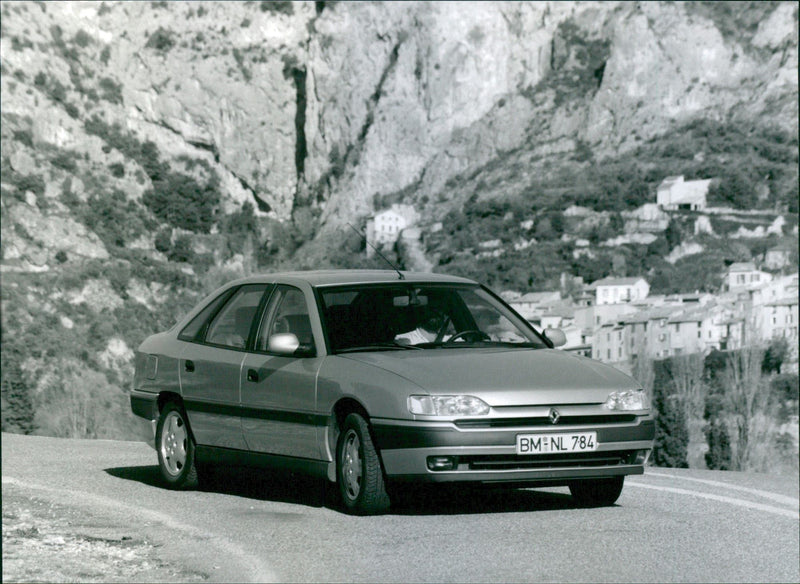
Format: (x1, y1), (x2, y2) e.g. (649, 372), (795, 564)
(178, 288), (236, 342)
(205, 285), (269, 349)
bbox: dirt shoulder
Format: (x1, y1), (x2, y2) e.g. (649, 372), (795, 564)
(2, 482), (209, 583)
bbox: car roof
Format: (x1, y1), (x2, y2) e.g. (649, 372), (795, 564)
(229, 270), (478, 288)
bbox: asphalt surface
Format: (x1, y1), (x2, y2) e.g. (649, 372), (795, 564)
(2, 432), (798, 583)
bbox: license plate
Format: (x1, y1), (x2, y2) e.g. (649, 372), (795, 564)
(516, 432), (598, 455)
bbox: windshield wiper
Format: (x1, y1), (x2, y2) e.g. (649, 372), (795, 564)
(337, 342), (424, 353)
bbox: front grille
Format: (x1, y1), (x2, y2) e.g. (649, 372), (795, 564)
(454, 414), (637, 429)
(462, 450), (637, 471)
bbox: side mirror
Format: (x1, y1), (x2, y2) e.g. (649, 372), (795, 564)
(268, 333), (315, 357)
(543, 327), (567, 348)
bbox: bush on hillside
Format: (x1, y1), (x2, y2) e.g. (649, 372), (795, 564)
(145, 27), (175, 52)
(143, 172), (220, 233)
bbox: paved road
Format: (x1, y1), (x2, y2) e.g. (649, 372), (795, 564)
(2, 433), (798, 582)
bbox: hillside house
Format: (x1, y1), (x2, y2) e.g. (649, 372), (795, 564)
(764, 244), (795, 270)
(590, 277), (650, 305)
(365, 204), (419, 254)
(507, 291), (561, 319)
(722, 262), (773, 292)
(656, 175), (712, 211)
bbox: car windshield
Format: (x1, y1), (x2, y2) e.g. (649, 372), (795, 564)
(320, 284), (549, 353)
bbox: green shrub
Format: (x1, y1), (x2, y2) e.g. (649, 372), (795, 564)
(145, 27), (175, 52)
(704, 419), (732, 470)
(167, 235), (194, 263)
(50, 150), (79, 172)
(81, 189), (150, 249)
(260, 1), (294, 15)
(72, 29), (92, 48)
(13, 129), (33, 148)
(0, 356), (35, 434)
(154, 228), (172, 253)
(770, 373), (799, 402)
(98, 77), (123, 104)
(9, 172), (46, 197)
(108, 162), (125, 178)
(143, 172), (220, 233)
(762, 337), (790, 374)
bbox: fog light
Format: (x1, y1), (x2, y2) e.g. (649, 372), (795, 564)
(427, 456), (457, 471)
(633, 449), (651, 465)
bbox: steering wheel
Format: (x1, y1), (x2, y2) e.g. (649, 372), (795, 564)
(433, 316), (452, 344)
(444, 329), (490, 344)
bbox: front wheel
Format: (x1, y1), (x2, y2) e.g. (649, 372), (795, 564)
(569, 476), (624, 507)
(337, 413), (390, 515)
(156, 402), (199, 489)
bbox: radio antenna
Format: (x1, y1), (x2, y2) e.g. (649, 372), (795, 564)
(347, 222), (405, 280)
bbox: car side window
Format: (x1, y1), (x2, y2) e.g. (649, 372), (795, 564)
(178, 288), (236, 342)
(204, 285), (268, 349)
(256, 286), (313, 353)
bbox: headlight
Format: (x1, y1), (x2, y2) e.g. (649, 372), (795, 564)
(604, 389), (649, 411)
(408, 395), (490, 416)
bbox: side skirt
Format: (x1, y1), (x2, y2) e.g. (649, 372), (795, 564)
(195, 445), (329, 479)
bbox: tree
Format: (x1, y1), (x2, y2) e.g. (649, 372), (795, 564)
(652, 360), (690, 468)
(704, 419), (732, 470)
(665, 354), (706, 422)
(723, 346), (767, 470)
(707, 170), (756, 209)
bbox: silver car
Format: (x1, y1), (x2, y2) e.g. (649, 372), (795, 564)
(131, 270), (654, 514)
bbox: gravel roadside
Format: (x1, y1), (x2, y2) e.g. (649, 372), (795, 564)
(2, 483), (208, 583)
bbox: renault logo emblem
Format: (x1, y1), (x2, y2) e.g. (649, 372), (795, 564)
(549, 408), (561, 425)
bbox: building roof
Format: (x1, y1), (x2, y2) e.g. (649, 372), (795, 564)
(767, 243), (796, 253)
(511, 291), (560, 303)
(659, 176), (684, 187)
(588, 277), (647, 289)
(766, 297), (799, 308)
(727, 262), (757, 273)
(622, 306), (680, 324)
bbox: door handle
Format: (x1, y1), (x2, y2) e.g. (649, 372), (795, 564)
(184, 360), (195, 373)
(247, 368), (259, 383)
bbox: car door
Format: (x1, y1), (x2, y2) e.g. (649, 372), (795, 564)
(179, 284), (270, 450)
(240, 284), (325, 459)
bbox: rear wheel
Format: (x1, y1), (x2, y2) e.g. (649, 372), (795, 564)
(156, 402), (199, 489)
(569, 476), (624, 507)
(337, 413), (390, 515)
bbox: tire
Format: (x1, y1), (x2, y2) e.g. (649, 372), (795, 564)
(156, 402), (199, 490)
(336, 413), (390, 515)
(569, 476), (624, 507)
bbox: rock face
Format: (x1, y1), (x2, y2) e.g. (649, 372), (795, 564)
(0, 1), (797, 251)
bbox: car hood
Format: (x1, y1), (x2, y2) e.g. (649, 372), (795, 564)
(340, 348), (640, 406)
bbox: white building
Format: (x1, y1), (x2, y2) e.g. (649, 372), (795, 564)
(590, 277), (650, 305)
(656, 175), (712, 211)
(507, 291), (561, 320)
(764, 244), (795, 270)
(723, 262), (773, 293)
(365, 204), (419, 253)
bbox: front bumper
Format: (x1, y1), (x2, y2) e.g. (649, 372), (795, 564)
(372, 415), (654, 484)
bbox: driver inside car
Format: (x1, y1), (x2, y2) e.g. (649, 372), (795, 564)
(395, 309), (452, 345)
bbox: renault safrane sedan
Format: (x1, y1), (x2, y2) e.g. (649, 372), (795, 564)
(131, 270), (654, 514)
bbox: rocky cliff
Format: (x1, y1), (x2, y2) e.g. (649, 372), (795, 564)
(2, 2), (796, 254)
